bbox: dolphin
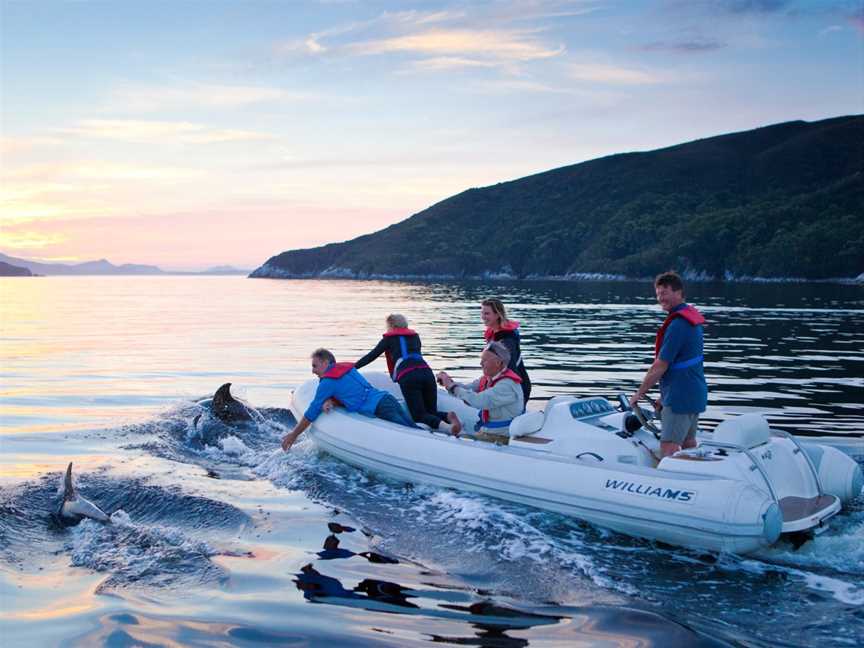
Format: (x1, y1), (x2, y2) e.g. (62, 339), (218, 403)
(57, 462), (110, 524)
(207, 382), (255, 425)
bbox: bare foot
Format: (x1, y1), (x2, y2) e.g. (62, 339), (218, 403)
(447, 412), (462, 437)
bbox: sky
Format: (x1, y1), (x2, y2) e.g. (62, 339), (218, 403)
(1, 0), (862, 271)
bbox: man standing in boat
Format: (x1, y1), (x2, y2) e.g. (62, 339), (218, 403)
(281, 348), (416, 452)
(437, 341), (523, 438)
(629, 271), (707, 458)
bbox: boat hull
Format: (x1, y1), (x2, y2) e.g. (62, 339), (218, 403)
(291, 376), (784, 554)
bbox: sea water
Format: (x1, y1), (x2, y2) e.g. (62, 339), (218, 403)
(1, 276), (862, 647)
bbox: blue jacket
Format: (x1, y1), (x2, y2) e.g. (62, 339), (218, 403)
(304, 366), (387, 422)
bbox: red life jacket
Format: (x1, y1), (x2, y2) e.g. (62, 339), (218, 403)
(322, 362), (355, 379)
(483, 320), (520, 342)
(654, 305), (705, 358)
(383, 328), (417, 337)
(477, 369), (522, 424)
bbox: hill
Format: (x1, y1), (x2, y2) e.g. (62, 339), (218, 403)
(0, 261), (33, 277)
(0, 253), (165, 276)
(251, 115), (864, 281)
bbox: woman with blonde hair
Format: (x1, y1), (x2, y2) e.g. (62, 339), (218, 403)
(480, 298), (531, 407)
(354, 314), (462, 435)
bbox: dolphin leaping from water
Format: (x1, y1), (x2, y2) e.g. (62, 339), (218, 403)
(57, 462), (110, 525)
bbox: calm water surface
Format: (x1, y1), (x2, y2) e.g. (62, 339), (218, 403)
(1, 276), (862, 647)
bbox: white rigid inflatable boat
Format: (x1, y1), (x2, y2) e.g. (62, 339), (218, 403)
(290, 372), (863, 555)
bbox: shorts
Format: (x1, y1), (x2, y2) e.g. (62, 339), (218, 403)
(660, 408), (699, 444)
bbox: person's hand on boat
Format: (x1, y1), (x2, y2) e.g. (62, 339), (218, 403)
(322, 398), (337, 413)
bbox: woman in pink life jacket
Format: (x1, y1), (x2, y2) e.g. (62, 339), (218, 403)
(354, 314), (462, 436)
(481, 298), (531, 408)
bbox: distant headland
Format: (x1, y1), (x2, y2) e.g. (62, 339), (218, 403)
(250, 115), (864, 284)
(0, 261), (34, 277)
(0, 253), (249, 277)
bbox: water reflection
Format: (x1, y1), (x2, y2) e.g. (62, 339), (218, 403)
(292, 522), (565, 646)
(293, 522), (737, 647)
(293, 562), (564, 645)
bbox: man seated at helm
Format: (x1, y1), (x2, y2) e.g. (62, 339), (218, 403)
(282, 347), (416, 452)
(436, 341), (523, 437)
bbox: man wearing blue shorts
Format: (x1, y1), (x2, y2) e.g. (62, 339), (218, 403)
(629, 272), (707, 457)
(282, 348), (416, 452)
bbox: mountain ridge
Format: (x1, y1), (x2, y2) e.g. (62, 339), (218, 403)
(0, 253), (250, 276)
(251, 115), (864, 282)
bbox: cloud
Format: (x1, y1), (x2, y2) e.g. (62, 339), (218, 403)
(640, 39), (726, 53)
(490, 0), (601, 22)
(0, 161), (209, 227)
(4, 161), (203, 183)
(819, 25), (845, 36)
(275, 10), (466, 56)
(58, 120), (274, 144)
(349, 28), (565, 63)
(0, 136), (63, 156)
(0, 229), (67, 250)
(406, 56), (499, 71)
(568, 63), (665, 85)
(476, 79), (599, 95)
(110, 82), (309, 112)
(393, 10), (464, 26)
(277, 7), (567, 70)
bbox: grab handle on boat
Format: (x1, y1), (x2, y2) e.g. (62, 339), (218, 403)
(576, 452), (604, 462)
(771, 430), (825, 496)
(700, 440), (780, 503)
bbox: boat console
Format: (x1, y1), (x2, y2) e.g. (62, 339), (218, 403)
(508, 396), (660, 467)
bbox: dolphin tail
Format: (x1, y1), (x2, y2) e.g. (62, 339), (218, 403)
(64, 462), (76, 501)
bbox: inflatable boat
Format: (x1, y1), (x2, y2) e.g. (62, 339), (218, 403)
(290, 372), (862, 555)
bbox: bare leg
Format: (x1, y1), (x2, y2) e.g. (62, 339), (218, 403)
(660, 441), (681, 458)
(682, 436), (697, 449)
(447, 412), (462, 437)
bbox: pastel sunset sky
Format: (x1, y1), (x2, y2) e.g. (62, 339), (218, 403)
(1, 0), (861, 271)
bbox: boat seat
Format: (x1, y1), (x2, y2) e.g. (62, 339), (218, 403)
(509, 411), (544, 439)
(713, 414), (771, 449)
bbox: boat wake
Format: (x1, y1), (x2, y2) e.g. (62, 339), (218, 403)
(243, 431), (864, 647)
(44, 392), (862, 647)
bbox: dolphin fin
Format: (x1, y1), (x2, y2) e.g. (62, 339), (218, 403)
(215, 382), (233, 399)
(64, 462), (76, 501)
(213, 383), (231, 412)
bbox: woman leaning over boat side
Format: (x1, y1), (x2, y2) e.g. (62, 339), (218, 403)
(354, 314), (462, 435)
(480, 298), (531, 408)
